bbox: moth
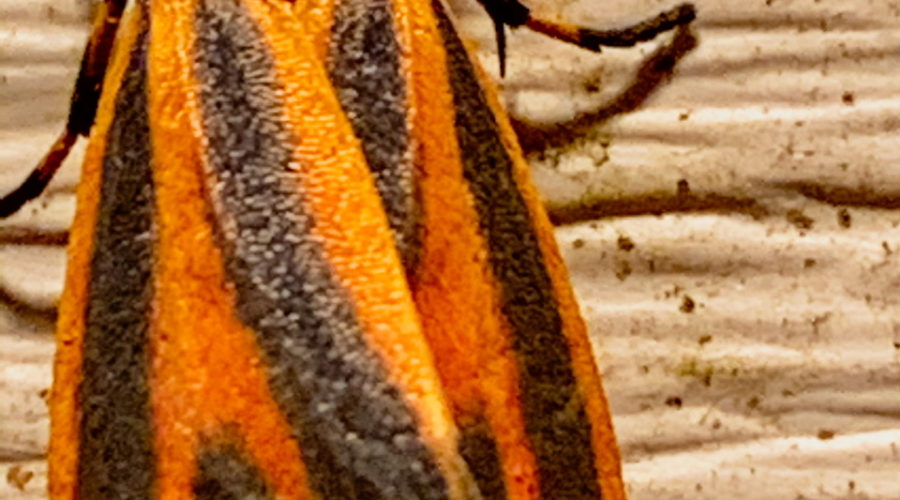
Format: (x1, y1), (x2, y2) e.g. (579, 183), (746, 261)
(1, 0), (695, 498)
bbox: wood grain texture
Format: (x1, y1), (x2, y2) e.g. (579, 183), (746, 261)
(2, 0), (899, 498)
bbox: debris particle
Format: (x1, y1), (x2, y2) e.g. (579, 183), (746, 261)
(615, 260), (632, 281)
(698, 334), (712, 345)
(665, 396), (683, 408)
(747, 396), (760, 409)
(572, 238), (585, 249)
(842, 91), (855, 105)
(676, 179), (691, 196)
(617, 235), (635, 252)
(680, 295), (696, 313)
(811, 312), (832, 335)
(786, 209), (814, 230)
(804, 258), (817, 268)
(6, 466), (33, 491)
(817, 429), (836, 440)
(837, 208), (851, 228)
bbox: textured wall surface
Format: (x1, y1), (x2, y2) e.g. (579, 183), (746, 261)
(2, 0), (899, 498)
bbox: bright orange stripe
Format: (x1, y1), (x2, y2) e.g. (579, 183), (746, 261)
(147, 0), (313, 497)
(291, 0), (336, 62)
(401, 1), (543, 497)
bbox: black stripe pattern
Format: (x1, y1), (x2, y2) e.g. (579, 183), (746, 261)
(458, 419), (507, 499)
(432, 1), (600, 498)
(77, 11), (156, 500)
(194, 442), (273, 500)
(192, 1), (447, 498)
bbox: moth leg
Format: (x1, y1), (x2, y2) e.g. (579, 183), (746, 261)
(0, 0), (127, 218)
(475, 0), (696, 76)
(525, 3), (696, 52)
(473, 0), (531, 76)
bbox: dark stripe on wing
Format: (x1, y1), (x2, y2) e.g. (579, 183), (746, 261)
(432, 2), (599, 498)
(77, 13), (156, 500)
(194, 442), (273, 500)
(458, 420), (506, 499)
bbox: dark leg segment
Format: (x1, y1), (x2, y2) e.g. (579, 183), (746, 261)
(525, 3), (696, 52)
(0, 0), (127, 217)
(474, 0), (696, 75)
